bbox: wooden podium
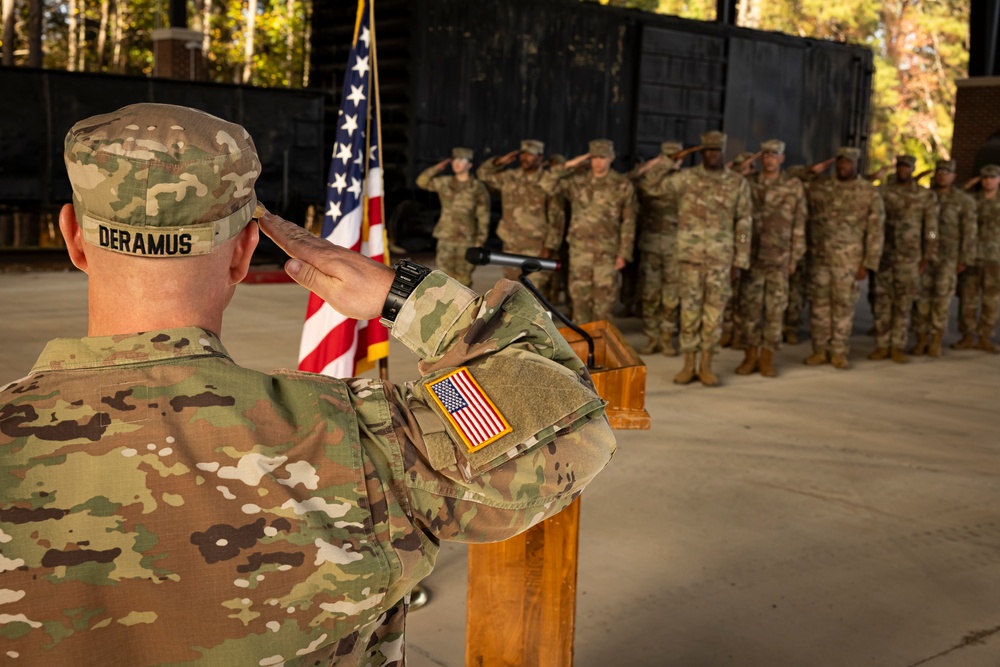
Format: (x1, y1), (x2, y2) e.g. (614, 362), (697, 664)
(466, 320), (649, 667)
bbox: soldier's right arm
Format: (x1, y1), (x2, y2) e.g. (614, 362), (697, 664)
(960, 194), (979, 267)
(416, 164), (446, 192)
(544, 193), (567, 252)
(539, 165), (575, 199)
(863, 187), (886, 271)
(476, 158), (507, 191)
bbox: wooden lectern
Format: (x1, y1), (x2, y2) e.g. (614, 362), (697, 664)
(466, 320), (649, 667)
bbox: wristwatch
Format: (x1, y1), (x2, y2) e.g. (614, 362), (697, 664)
(380, 259), (433, 329)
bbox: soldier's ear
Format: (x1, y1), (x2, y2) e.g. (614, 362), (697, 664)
(228, 220), (259, 286)
(58, 204), (89, 274)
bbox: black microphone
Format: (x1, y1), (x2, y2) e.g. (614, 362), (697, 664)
(464, 247), (561, 273)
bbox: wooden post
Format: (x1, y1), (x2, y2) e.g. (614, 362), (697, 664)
(465, 320), (648, 666)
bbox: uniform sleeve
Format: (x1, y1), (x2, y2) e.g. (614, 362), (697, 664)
(544, 193), (567, 252)
(791, 178), (808, 266)
(474, 182), (491, 247)
(416, 165), (444, 192)
(637, 166), (673, 199)
(618, 180), (638, 263)
(961, 195), (978, 266)
(476, 159), (505, 192)
(539, 166), (574, 198)
(732, 178), (753, 269)
(363, 272), (614, 544)
(923, 191), (940, 264)
(863, 189), (886, 271)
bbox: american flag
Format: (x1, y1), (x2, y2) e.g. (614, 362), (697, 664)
(298, 0), (388, 377)
(427, 368), (512, 452)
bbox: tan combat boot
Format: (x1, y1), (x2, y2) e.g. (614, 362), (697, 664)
(976, 337), (999, 354)
(830, 354), (850, 369)
(720, 326), (734, 348)
(639, 336), (660, 355)
(890, 347), (909, 364)
(868, 347), (890, 360)
(735, 347), (758, 375)
(673, 353), (697, 385)
(661, 335), (678, 357)
(784, 330), (799, 345)
(803, 350), (828, 365)
(759, 348), (777, 377)
(952, 334), (976, 350)
(911, 333), (928, 356)
(698, 350), (720, 387)
(927, 332), (943, 358)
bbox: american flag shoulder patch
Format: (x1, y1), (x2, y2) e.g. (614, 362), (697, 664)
(425, 367), (512, 453)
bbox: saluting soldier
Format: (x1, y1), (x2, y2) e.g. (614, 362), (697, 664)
(954, 164), (1000, 352)
(720, 151), (759, 350)
(416, 147), (490, 287)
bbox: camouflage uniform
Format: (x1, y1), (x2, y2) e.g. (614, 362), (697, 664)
(631, 141), (682, 348)
(916, 164), (976, 342)
(0, 104), (616, 666)
(782, 165), (826, 343)
(739, 161), (807, 351)
(873, 158), (939, 354)
(807, 150), (885, 359)
(476, 140), (566, 294)
(721, 151), (758, 347)
(956, 170), (1000, 346)
(539, 140), (637, 323)
(416, 149), (490, 288)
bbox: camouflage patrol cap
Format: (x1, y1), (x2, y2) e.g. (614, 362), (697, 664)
(588, 139), (615, 158)
(65, 103), (260, 258)
(452, 147), (474, 161)
(760, 139), (786, 155)
(896, 155), (917, 167)
(935, 159), (956, 173)
(660, 141), (683, 157)
(732, 152), (756, 168)
(549, 153), (567, 166)
(981, 164), (1000, 178)
(520, 139), (545, 155)
(700, 131), (727, 150)
(836, 146), (861, 161)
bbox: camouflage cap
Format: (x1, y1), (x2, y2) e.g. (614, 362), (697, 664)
(660, 141), (683, 157)
(700, 131), (727, 150)
(732, 151), (756, 168)
(588, 139), (615, 158)
(64, 103), (260, 258)
(760, 139), (786, 155)
(548, 153), (567, 166)
(896, 155), (917, 167)
(836, 146), (861, 161)
(981, 164), (1000, 178)
(452, 147), (474, 161)
(935, 159), (956, 173)
(520, 139), (545, 155)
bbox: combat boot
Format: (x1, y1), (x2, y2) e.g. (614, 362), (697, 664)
(890, 347), (909, 364)
(927, 332), (943, 358)
(784, 330), (799, 345)
(952, 334), (976, 350)
(830, 354), (850, 369)
(803, 350), (828, 365)
(758, 348), (777, 377)
(639, 336), (660, 355)
(735, 347), (758, 375)
(911, 334), (928, 356)
(698, 350), (720, 387)
(673, 353), (697, 385)
(720, 327), (734, 348)
(868, 347), (890, 361)
(976, 337), (999, 354)
(661, 335), (678, 357)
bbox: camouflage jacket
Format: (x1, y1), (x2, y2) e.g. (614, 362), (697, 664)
(0, 273), (615, 667)
(931, 186), (977, 267)
(539, 166), (637, 262)
(630, 163), (680, 254)
(416, 166), (491, 245)
(748, 170), (808, 270)
(974, 191), (1000, 264)
(808, 176), (885, 271)
(879, 179), (940, 267)
(477, 161), (566, 253)
(670, 165), (753, 269)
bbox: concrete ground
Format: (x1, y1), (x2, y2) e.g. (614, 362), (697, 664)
(2, 263), (1000, 667)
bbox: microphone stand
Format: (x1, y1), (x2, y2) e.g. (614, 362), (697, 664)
(516, 263), (600, 370)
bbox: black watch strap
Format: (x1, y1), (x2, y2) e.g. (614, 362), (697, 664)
(380, 260), (432, 328)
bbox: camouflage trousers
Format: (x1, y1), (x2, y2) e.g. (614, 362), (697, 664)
(784, 258), (807, 336)
(568, 248), (619, 324)
(722, 272), (742, 337)
(639, 250), (680, 338)
(956, 262), (1000, 338)
(679, 263), (731, 353)
(435, 241), (474, 287)
(914, 260), (958, 335)
(739, 265), (789, 350)
(502, 242), (552, 295)
(873, 262), (920, 349)
(808, 264), (860, 356)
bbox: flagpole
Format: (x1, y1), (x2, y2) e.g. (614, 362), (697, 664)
(369, 0), (391, 383)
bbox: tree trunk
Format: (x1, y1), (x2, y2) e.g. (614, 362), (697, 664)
(26, 0), (39, 66)
(96, 0), (109, 68)
(2, 0), (15, 67)
(285, 0), (294, 84)
(77, 0), (86, 71)
(201, 0), (211, 60)
(301, 0), (311, 87)
(112, 0), (124, 71)
(242, 0), (256, 84)
(68, 0), (78, 71)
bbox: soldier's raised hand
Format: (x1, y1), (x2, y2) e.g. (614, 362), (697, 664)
(810, 157), (836, 174)
(565, 154), (591, 169)
(435, 158), (451, 170)
(497, 150), (519, 166)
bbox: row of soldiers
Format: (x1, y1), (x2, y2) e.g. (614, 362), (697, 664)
(415, 133), (1000, 387)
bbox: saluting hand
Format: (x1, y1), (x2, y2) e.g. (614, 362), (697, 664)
(497, 150), (519, 166)
(435, 158), (451, 170)
(565, 153), (591, 169)
(257, 209), (395, 322)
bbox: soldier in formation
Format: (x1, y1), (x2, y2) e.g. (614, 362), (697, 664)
(417, 147), (490, 287)
(720, 151), (759, 349)
(955, 164), (1000, 352)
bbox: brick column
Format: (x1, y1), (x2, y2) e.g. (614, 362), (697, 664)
(152, 28), (206, 81)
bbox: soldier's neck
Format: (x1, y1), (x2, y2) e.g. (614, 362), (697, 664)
(761, 169), (780, 181)
(454, 172), (470, 182)
(984, 188), (999, 199)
